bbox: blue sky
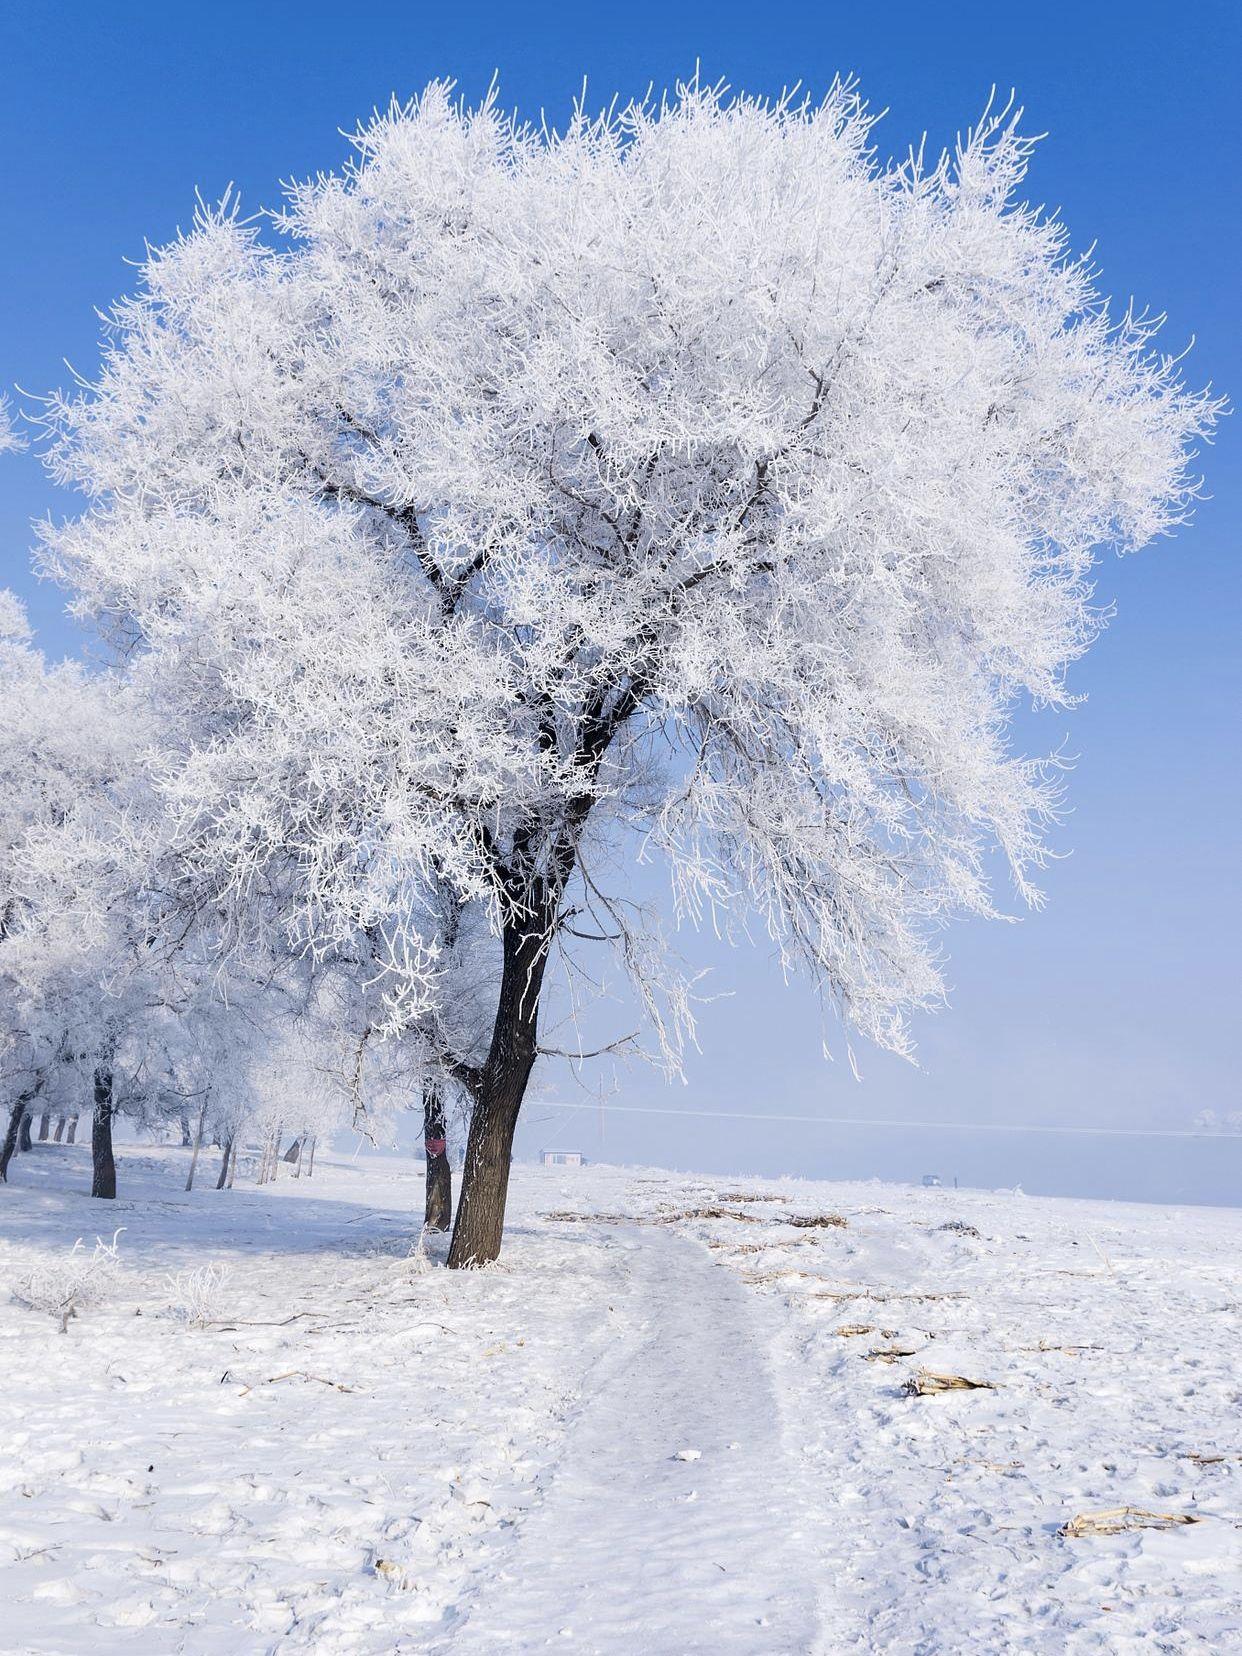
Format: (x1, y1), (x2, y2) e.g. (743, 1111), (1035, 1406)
(1, 1), (1238, 1201)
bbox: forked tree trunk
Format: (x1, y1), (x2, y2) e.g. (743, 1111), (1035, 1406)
(91, 1066), (117, 1199)
(38, 1113), (50, 1141)
(53, 1116), (66, 1143)
(18, 1111), (33, 1153)
(66, 1114), (79, 1144)
(423, 1081), (452, 1232)
(442, 680), (629, 1269)
(448, 917), (549, 1268)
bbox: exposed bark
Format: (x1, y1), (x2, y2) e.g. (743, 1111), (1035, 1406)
(423, 1081), (452, 1231)
(179, 1110), (192, 1147)
(38, 1113), (50, 1141)
(66, 1114), (78, 1144)
(448, 913), (551, 1267)
(53, 1116), (66, 1143)
(216, 1135), (234, 1189)
(18, 1110), (33, 1153)
(91, 1066), (117, 1199)
(1, 1090), (35, 1182)
(446, 690), (633, 1268)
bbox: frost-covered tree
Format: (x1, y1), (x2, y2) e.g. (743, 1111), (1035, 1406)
(0, 590), (146, 1190)
(38, 82), (1220, 1263)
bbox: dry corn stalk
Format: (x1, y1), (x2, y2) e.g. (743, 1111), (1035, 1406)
(1060, 1506), (1201, 1538)
(540, 1210), (633, 1223)
(1015, 1341), (1103, 1355)
(865, 1345), (922, 1363)
(903, 1367), (996, 1396)
(657, 1206), (762, 1224)
(808, 1288), (967, 1304)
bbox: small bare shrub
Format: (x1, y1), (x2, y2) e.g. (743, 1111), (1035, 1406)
(164, 1262), (233, 1327)
(10, 1229), (126, 1332)
(407, 1230), (434, 1276)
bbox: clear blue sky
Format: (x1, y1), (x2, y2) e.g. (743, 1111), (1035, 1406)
(1, 1), (1238, 1202)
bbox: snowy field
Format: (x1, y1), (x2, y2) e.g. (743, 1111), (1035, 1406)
(0, 1144), (1238, 1654)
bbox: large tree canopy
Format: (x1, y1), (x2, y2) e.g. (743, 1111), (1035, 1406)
(38, 80), (1219, 1260)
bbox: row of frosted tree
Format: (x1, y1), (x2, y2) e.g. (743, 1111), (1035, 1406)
(0, 80), (1218, 1263)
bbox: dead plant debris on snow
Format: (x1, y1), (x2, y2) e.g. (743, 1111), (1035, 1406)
(903, 1367), (997, 1397)
(1060, 1506), (1202, 1539)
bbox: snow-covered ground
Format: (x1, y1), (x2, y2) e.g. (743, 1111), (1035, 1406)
(0, 1143), (1238, 1653)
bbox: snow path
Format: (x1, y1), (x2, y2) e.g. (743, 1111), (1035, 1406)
(448, 1224), (820, 1653)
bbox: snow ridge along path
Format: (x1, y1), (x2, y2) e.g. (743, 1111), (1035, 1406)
(447, 1223), (821, 1653)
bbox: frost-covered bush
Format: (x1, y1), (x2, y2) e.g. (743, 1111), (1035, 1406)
(10, 1228), (125, 1332)
(164, 1261), (232, 1327)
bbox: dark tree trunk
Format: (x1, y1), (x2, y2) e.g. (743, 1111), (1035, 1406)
(216, 1135), (234, 1189)
(38, 1113), (50, 1141)
(448, 917), (550, 1268)
(18, 1110), (33, 1153)
(53, 1116), (66, 1143)
(423, 1081), (452, 1232)
(66, 1114), (78, 1144)
(0, 1092), (34, 1182)
(179, 1110), (192, 1147)
(445, 682), (636, 1269)
(91, 1067), (116, 1199)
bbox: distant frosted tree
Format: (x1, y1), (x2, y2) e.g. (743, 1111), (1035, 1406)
(39, 81), (1220, 1263)
(0, 591), (141, 1190)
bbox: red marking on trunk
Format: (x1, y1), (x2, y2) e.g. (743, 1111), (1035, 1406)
(424, 1137), (447, 1157)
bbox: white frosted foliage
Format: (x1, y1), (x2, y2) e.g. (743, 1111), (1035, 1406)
(35, 80), (1219, 1062)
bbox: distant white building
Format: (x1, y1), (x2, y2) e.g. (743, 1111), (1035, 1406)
(921, 1173), (942, 1187)
(541, 1148), (587, 1167)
